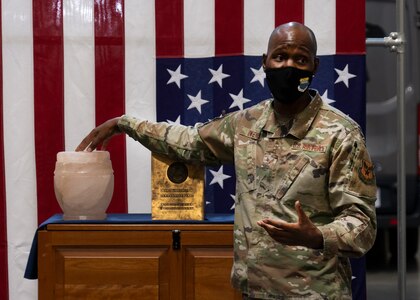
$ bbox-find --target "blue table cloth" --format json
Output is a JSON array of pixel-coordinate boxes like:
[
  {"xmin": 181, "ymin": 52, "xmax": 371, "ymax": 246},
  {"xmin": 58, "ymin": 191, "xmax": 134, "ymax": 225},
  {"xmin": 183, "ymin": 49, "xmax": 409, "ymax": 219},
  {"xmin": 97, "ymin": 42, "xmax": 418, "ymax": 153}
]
[{"xmin": 24, "ymin": 213, "xmax": 234, "ymax": 279}]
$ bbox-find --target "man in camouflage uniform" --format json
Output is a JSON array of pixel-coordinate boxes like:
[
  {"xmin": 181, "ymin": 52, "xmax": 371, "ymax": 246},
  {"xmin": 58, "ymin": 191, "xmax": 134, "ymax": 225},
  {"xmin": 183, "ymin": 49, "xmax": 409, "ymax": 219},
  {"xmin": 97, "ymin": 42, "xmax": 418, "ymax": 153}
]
[{"xmin": 77, "ymin": 22, "xmax": 377, "ymax": 299}]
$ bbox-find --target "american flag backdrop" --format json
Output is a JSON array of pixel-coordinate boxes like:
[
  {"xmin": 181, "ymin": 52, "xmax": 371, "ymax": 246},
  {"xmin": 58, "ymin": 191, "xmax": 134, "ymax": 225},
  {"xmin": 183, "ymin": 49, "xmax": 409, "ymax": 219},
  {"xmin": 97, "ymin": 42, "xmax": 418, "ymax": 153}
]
[{"xmin": 0, "ymin": 0, "xmax": 367, "ymax": 299}]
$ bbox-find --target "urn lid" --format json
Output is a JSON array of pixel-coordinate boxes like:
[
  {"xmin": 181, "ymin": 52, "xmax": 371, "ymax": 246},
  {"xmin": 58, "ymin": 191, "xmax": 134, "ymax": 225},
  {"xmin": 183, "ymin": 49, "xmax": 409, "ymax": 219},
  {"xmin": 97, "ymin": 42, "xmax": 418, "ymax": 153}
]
[{"xmin": 56, "ymin": 151, "xmax": 110, "ymax": 163}]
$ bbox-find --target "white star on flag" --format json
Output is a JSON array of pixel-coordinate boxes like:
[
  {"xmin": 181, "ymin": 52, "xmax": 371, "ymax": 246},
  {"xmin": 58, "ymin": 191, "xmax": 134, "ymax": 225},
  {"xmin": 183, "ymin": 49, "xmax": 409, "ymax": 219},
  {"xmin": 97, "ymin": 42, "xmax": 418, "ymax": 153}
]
[
  {"xmin": 208, "ymin": 64, "xmax": 230, "ymax": 87},
  {"xmin": 167, "ymin": 65, "xmax": 188, "ymax": 88},
  {"xmin": 230, "ymin": 194, "xmax": 235, "ymax": 210},
  {"xmin": 229, "ymin": 89, "xmax": 251, "ymax": 111},
  {"xmin": 187, "ymin": 91, "xmax": 209, "ymax": 114},
  {"xmin": 167, "ymin": 115, "xmax": 181, "ymax": 125},
  {"xmin": 320, "ymin": 90, "xmax": 336, "ymax": 104},
  {"xmin": 209, "ymin": 166, "xmax": 231, "ymax": 188},
  {"xmin": 334, "ymin": 64, "xmax": 356, "ymax": 88},
  {"xmin": 250, "ymin": 66, "xmax": 266, "ymax": 87}
]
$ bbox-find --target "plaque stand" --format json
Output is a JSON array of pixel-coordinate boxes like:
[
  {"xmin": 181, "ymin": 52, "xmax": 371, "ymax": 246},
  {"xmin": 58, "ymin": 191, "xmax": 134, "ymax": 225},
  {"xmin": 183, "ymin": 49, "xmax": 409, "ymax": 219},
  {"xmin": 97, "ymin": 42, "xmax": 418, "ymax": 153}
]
[{"xmin": 151, "ymin": 153, "xmax": 204, "ymax": 220}]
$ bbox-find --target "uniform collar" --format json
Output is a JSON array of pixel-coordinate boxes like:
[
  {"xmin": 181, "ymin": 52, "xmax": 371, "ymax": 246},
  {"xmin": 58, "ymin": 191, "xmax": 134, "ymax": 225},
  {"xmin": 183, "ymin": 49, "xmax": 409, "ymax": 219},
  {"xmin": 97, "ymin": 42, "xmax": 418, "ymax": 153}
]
[{"xmin": 261, "ymin": 90, "xmax": 322, "ymax": 139}]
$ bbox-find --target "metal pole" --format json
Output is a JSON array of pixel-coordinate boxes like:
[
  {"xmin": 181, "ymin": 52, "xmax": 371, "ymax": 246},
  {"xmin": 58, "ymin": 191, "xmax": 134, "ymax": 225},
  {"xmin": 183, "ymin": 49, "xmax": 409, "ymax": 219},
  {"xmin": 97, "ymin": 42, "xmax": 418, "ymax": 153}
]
[
  {"xmin": 396, "ymin": 0, "xmax": 406, "ymax": 299},
  {"xmin": 365, "ymin": 34, "xmax": 403, "ymax": 48},
  {"xmin": 366, "ymin": 0, "xmax": 406, "ymax": 299}
]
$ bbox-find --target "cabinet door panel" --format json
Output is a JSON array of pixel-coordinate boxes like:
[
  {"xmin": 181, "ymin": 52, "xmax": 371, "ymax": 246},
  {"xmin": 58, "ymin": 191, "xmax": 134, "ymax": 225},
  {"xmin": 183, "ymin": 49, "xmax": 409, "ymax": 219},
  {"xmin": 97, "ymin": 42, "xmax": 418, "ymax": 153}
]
[
  {"xmin": 185, "ymin": 248, "xmax": 241, "ymax": 300},
  {"xmin": 54, "ymin": 247, "xmax": 170, "ymax": 300}
]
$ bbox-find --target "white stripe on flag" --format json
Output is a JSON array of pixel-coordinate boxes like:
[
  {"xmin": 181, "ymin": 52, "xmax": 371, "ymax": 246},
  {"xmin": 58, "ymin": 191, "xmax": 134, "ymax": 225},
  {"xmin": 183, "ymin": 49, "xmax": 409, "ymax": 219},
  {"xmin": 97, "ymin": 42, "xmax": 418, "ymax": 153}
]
[
  {"xmin": 2, "ymin": 0, "xmax": 38, "ymax": 298},
  {"xmin": 304, "ymin": 0, "xmax": 336, "ymax": 55},
  {"xmin": 184, "ymin": 0, "xmax": 215, "ymax": 58},
  {"xmin": 63, "ymin": 0, "xmax": 96, "ymax": 151},
  {"xmin": 125, "ymin": 0, "xmax": 156, "ymax": 213},
  {"xmin": 244, "ymin": 0, "xmax": 275, "ymax": 56}
]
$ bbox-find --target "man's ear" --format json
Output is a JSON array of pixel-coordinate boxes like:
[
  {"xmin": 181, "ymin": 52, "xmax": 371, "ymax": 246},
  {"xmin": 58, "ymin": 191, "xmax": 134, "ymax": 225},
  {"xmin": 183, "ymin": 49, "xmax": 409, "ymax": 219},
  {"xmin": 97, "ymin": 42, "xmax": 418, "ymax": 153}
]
[
  {"xmin": 313, "ymin": 57, "xmax": 320, "ymax": 74},
  {"xmin": 262, "ymin": 54, "xmax": 267, "ymax": 70}
]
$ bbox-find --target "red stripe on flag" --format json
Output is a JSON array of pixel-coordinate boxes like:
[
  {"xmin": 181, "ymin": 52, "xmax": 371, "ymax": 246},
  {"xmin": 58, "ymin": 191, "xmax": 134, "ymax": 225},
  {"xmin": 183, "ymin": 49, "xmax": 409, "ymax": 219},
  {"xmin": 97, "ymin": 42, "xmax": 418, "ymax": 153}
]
[
  {"xmin": 94, "ymin": 0, "xmax": 128, "ymax": 213},
  {"xmin": 155, "ymin": 0, "xmax": 184, "ymax": 58},
  {"xmin": 336, "ymin": 1, "xmax": 365, "ymax": 54},
  {"xmin": 33, "ymin": 0, "xmax": 65, "ymax": 224},
  {"xmin": 0, "ymin": 0, "xmax": 9, "ymax": 298},
  {"xmin": 215, "ymin": 0, "xmax": 244, "ymax": 56},
  {"xmin": 275, "ymin": 0, "xmax": 304, "ymax": 26}
]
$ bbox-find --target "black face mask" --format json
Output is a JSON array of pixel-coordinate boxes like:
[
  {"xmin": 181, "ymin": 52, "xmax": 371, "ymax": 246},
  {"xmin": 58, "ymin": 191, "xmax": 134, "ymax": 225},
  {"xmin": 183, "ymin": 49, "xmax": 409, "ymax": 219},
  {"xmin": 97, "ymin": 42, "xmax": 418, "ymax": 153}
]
[{"xmin": 264, "ymin": 67, "xmax": 314, "ymax": 104}]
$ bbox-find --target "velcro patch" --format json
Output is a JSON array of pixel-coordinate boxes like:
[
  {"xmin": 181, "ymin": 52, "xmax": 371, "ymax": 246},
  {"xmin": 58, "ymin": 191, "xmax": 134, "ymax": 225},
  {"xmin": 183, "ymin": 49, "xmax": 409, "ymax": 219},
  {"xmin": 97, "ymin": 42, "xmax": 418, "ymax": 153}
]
[
  {"xmin": 246, "ymin": 129, "xmax": 259, "ymax": 140},
  {"xmin": 358, "ymin": 159, "xmax": 375, "ymax": 184},
  {"xmin": 292, "ymin": 142, "xmax": 326, "ymax": 153}
]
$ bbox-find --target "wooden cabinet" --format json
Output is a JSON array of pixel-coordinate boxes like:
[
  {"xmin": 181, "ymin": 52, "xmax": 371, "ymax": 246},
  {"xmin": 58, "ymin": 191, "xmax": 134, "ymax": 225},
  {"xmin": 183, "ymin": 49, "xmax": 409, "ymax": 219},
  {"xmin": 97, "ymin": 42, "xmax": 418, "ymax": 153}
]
[{"xmin": 38, "ymin": 223, "xmax": 242, "ymax": 300}]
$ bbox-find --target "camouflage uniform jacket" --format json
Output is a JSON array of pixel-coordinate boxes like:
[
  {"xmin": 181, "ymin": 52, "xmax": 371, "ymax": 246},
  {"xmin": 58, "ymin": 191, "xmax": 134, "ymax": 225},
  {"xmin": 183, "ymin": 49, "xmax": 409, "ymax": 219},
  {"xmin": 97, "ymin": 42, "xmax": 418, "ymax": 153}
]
[{"xmin": 118, "ymin": 91, "xmax": 377, "ymax": 300}]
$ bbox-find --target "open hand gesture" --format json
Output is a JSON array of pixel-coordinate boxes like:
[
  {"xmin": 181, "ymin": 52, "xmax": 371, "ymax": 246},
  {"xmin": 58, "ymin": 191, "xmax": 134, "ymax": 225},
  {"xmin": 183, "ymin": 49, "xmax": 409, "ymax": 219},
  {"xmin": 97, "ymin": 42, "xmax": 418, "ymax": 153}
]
[{"xmin": 257, "ymin": 201, "xmax": 323, "ymax": 249}]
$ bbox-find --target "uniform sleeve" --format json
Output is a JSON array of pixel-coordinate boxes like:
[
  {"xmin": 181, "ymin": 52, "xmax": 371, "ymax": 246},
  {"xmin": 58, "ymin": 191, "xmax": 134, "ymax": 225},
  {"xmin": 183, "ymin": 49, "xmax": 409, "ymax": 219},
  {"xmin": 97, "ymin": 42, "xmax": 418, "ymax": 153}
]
[
  {"xmin": 197, "ymin": 112, "xmax": 238, "ymax": 164},
  {"xmin": 318, "ymin": 128, "xmax": 377, "ymax": 258},
  {"xmin": 117, "ymin": 115, "xmax": 221, "ymax": 166}
]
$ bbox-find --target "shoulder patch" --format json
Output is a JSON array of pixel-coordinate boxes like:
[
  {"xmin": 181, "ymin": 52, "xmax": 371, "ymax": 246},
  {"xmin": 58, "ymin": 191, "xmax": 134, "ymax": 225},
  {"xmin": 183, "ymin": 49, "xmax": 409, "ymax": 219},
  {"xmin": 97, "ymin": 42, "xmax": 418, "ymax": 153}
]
[
  {"xmin": 358, "ymin": 159, "xmax": 375, "ymax": 184},
  {"xmin": 346, "ymin": 144, "xmax": 377, "ymax": 199}
]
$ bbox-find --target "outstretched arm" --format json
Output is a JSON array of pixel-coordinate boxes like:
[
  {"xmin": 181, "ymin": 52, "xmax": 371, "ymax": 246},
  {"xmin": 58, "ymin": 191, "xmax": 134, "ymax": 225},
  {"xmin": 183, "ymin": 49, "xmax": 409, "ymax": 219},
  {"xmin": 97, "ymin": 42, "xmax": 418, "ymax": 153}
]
[{"xmin": 76, "ymin": 115, "xmax": 223, "ymax": 166}]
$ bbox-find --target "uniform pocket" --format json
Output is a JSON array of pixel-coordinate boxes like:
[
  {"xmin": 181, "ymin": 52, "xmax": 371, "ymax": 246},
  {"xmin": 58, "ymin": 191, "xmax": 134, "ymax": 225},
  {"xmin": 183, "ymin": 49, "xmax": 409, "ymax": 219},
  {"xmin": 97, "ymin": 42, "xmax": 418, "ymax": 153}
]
[{"xmin": 274, "ymin": 155, "xmax": 310, "ymax": 200}]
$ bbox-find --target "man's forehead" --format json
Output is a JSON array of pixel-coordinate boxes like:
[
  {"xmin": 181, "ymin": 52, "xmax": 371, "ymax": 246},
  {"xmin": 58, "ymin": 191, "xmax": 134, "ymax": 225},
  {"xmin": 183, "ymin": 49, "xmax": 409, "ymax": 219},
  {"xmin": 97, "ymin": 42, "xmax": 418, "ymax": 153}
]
[
  {"xmin": 272, "ymin": 40, "xmax": 312, "ymax": 53},
  {"xmin": 268, "ymin": 26, "xmax": 316, "ymax": 54}
]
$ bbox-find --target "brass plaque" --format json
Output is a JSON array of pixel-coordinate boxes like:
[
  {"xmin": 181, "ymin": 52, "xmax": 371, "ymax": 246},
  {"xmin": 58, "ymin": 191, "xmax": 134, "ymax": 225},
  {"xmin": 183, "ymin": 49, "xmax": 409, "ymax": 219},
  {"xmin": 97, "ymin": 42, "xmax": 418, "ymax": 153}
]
[{"xmin": 151, "ymin": 153, "xmax": 204, "ymax": 220}]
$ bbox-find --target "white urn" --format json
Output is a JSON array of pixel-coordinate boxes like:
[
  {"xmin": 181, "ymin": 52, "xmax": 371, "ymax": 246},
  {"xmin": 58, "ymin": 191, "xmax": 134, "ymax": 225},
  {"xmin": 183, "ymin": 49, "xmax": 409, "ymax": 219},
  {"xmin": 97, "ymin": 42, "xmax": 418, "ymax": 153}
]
[{"xmin": 54, "ymin": 151, "xmax": 114, "ymax": 220}]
